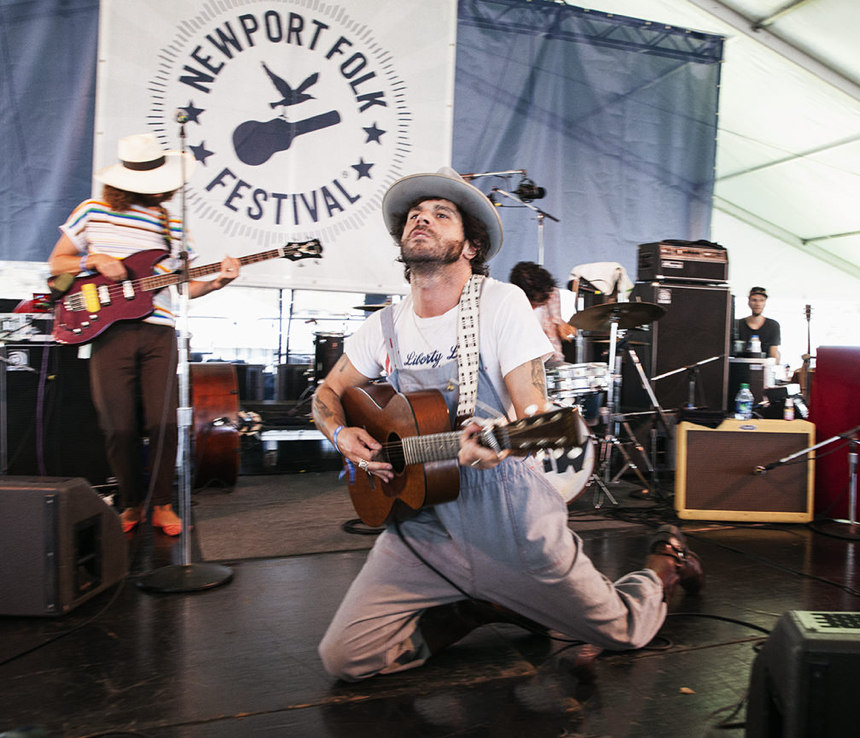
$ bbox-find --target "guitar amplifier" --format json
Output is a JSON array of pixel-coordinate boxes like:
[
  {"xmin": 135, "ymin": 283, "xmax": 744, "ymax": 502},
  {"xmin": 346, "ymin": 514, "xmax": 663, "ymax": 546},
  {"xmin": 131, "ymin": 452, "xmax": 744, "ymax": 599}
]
[
  {"xmin": 637, "ymin": 240, "xmax": 728, "ymax": 283},
  {"xmin": 675, "ymin": 418, "xmax": 815, "ymax": 522}
]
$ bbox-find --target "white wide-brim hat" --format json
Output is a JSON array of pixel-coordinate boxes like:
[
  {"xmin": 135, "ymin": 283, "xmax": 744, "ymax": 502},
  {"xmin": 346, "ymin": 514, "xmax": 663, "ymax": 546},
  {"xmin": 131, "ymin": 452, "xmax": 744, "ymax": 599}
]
[
  {"xmin": 95, "ymin": 134, "xmax": 195, "ymax": 195},
  {"xmin": 382, "ymin": 167, "xmax": 503, "ymax": 260}
]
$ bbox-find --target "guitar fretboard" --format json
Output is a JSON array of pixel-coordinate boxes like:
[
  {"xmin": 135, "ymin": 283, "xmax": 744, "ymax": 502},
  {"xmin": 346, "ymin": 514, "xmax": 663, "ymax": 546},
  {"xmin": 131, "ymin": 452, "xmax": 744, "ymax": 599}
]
[
  {"xmin": 402, "ymin": 433, "xmax": 461, "ymax": 465},
  {"xmin": 139, "ymin": 248, "xmax": 286, "ymax": 293}
]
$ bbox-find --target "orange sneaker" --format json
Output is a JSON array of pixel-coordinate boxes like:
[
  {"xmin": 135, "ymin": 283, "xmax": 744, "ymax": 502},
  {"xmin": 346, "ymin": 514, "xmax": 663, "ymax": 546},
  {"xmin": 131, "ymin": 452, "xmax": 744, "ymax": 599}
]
[
  {"xmin": 120, "ymin": 507, "xmax": 144, "ymax": 533},
  {"xmin": 151, "ymin": 505, "xmax": 189, "ymax": 537}
]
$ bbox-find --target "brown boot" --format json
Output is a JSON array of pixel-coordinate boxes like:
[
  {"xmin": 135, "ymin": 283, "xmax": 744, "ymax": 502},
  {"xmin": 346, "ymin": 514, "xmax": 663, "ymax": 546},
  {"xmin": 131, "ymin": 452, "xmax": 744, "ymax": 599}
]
[{"xmin": 648, "ymin": 524, "xmax": 705, "ymax": 599}]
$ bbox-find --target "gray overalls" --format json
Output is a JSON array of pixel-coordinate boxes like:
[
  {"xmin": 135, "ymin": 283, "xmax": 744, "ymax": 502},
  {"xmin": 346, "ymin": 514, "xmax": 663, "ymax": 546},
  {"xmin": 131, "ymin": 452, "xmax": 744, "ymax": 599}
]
[{"xmin": 318, "ymin": 305, "xmax": 665, "ymax": 682}]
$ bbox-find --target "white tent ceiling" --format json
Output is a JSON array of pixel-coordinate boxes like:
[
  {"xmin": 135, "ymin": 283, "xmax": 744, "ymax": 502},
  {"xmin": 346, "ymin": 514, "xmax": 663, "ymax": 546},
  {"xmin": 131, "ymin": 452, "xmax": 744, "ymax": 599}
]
[{"xmin": 573, "ymin": 0, "xmax": 860, "ymax": 365}]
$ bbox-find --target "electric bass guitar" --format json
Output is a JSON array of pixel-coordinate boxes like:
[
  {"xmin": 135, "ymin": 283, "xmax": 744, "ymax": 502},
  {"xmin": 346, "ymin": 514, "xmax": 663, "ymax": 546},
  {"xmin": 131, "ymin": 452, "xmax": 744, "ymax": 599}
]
[
  {"xmin": 51, "ymin": 240, "xmax": 322, "ymax": 345},
  {"xmin": 342, "ymin": 383, "xmax": 584, "ymax": 527}
]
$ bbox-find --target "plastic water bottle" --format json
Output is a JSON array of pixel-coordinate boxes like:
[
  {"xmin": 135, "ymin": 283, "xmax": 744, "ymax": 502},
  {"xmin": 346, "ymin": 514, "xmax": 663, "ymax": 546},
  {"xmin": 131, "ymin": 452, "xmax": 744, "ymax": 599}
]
[
  {"xmin": 734, "ymin": 383, "xmax": 754, "ymax": 420},
  {"xmin": 749, "ymin": 334, "xmax": 761, "ymax": 355}
]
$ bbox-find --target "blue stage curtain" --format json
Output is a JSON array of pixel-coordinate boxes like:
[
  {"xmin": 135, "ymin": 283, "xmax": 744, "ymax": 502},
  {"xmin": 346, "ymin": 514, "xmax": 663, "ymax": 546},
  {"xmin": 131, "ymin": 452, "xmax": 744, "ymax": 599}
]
[
  {"xmin": 0, "ymin": 0, "xmax": 99, "ymax": 262},
  {"xmin": 453, "ymin": 0, "xmax": 723, "ymax": 289}
]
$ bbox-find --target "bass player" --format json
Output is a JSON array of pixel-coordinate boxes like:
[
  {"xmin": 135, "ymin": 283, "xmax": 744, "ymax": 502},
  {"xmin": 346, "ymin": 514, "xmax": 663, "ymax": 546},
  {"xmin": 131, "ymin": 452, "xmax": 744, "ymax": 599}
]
[
  {"xmin": 311, "ymin": 167, "xmax": 703, "ymax": 681},
  {"xmin": 48, "ymin": 133, "xmax": 240, "ymax": 536}
]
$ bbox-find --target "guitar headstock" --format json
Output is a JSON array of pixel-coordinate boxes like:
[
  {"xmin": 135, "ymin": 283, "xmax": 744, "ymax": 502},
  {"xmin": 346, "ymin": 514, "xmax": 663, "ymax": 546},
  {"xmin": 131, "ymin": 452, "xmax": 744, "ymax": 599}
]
[
  {"xmin": 497, "ymin": 407, "xmax": 584, "ymax": 453},
  {"xmin": 280, "ymin": 239, "xmax": 323, "ymax": 261}
]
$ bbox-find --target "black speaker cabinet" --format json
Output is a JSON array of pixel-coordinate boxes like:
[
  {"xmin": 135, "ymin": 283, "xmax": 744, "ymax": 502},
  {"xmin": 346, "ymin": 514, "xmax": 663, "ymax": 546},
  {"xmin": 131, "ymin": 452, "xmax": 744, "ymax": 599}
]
[
  {"xmin": 0, "ymin": 477, "xmax": 127, "ymax": 616},
  {"xmin": 277, "ymin": 363, "xmax": 312, "ymax": 401},
  {"xmin": 746, "ymin": 610, "xmax": 860, "ymax": 737},
  {"xmin": 675, "ymin": 418, "xmax": 815, "ymax": 522},
  {"xmin": 3, "ymin": 342, "xmax": 111, "ymax": 485},
  {"xmin": 622, "ymin": 282, "xmax": 730, "ymax": 412},
  {"xmin": 234, "ymin": 363, "xmax": 265, "ymax": 402}
]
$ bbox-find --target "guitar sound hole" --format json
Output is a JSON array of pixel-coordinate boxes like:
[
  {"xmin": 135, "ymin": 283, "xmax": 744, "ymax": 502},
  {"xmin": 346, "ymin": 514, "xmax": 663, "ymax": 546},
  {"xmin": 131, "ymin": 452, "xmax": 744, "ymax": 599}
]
[{"xmin": 387, "ymin": 433, "xmax": 406, "ymax": 474}]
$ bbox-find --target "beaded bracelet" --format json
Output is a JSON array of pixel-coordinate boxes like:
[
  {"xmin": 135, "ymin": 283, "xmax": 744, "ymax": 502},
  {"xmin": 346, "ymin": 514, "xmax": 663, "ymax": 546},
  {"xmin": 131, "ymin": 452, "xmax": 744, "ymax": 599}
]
[{"xmin": 79, "ymin": 254, "xmax": 89, "ymax": 273}]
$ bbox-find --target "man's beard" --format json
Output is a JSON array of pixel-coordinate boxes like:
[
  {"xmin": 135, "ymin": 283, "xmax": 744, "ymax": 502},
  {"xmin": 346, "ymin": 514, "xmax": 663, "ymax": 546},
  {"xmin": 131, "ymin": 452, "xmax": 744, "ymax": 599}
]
[{"xmin": 399, "ymin": 233, "xmax": 466, "ymax": 272}]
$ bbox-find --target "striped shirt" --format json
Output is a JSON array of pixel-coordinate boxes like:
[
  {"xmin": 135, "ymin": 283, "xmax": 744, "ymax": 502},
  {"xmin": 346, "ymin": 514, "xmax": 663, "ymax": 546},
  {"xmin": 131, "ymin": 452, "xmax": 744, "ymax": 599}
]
[{"xmin": 60, "ymin": 200, "xmax": 193, "ymax": 327}]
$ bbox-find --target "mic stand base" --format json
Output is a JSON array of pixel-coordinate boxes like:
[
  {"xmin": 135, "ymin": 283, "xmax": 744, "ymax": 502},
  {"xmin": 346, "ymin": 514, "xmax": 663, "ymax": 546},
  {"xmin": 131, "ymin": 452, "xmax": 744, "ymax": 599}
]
[
  {"xmin": 136, "ymin": 562, "xmax": 234, "ymax": 593},
  {"xmin": 807, "ymin": 520, "xmax": 860, "ymax": 542}
]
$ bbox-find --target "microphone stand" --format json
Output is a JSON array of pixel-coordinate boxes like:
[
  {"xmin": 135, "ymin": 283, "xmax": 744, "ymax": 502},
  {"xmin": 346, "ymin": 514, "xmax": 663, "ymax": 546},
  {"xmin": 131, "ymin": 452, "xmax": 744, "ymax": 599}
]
[
  {"xmin": 491, "ymin": 188, "xmax": 559, "ymax": 266},
  {"xmin": 651, "ymin": 355, "xmax": 722, "ymax": 410},
  {"xmin": 461, "ymin": 169, "xmax": 526, "ymax": 180},
  {"xmin": 137, "ymin": 116, "xmax": 233, "ymax": 593},
  {"xmin": 755, "ymin": 423, "xmax": 860, "ymax": 541}
]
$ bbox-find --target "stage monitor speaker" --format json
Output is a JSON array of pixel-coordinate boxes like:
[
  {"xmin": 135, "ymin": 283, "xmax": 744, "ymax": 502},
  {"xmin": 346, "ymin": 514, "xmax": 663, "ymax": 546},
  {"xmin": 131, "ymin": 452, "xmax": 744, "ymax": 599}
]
[
  {"xmin": 746, "ymin": 610, "xmax": 860, "ymax": 737},
  {"xmin": 622, "ymin": 282, "xmax": 730, "ymax": 412},
  {"xmin": 0, "ymin": 477, "xmax": 127, "ymax": 616},
  {"xmin": 675, "ymin": 418, "xmax": 815, "ymax": 522}
]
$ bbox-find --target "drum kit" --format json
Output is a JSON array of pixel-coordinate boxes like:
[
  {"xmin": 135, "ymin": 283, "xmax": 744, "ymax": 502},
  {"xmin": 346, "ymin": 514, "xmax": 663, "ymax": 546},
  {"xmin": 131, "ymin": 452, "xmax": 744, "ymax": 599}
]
[{"xmin": 540, "ymin": 300, "xmax": 673, "ymax": 507}]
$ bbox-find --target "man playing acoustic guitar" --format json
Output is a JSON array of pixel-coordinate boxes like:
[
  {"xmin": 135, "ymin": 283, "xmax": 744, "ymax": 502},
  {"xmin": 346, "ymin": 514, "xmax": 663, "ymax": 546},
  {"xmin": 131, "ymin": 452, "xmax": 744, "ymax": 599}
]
[
  {"xmin": 48, "ymin": 133, "xmax": 241, "ymax": 536},
  {"xmin": 312, "ymin": 167, "xmax": 703, "ymax": 682}
]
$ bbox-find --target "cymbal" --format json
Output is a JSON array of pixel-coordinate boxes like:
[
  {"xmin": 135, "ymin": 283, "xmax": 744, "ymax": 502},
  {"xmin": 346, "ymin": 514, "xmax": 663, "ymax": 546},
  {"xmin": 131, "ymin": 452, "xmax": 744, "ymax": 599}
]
[
  {"xmin": 569, "ymin": 302, "xmax": 666, "ymax": 332},
  {"xmin": 591, "ymin": 339, "xmax": 648, "ymax": 346},
  {"xmin": 353, "ymin": 303, "xmax": 390, "ymax": 312}
]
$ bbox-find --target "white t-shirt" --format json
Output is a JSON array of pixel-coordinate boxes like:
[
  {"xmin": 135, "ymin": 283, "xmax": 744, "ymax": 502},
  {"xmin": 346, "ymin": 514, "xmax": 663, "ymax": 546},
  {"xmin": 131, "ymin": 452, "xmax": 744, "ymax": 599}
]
[{"xmin": 346, "ymin": 277, "xmax": 554, "ymax": 417}]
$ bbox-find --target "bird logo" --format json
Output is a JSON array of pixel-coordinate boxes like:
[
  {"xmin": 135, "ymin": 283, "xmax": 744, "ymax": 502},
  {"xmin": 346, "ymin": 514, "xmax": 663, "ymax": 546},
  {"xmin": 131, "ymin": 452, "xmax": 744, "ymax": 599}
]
[
  {"xmin": 231, "ymin": 64, "xmax": 341, "ymax": 166},
  {"xmin": 262, "ymin": 64, "xmax": 319, "ymax": 111}
]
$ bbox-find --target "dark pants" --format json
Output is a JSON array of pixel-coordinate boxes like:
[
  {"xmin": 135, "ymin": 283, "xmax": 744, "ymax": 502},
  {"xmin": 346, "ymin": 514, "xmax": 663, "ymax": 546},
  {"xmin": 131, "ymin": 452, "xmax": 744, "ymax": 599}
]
[{"xmin": 89, "ymin": 322, "xmax": 178, "ymax": 509}]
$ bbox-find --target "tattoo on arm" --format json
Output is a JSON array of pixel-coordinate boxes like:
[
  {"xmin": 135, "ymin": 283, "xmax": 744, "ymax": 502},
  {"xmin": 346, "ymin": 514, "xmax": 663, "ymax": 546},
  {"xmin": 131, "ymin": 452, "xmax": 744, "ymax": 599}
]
[
  {"xmin": 529, "ymin": 358, "xmax": 548, "ymax": 399},
  {"xmin": 312, "ymin": 393, "xmax": 332, "ymax": 423}
]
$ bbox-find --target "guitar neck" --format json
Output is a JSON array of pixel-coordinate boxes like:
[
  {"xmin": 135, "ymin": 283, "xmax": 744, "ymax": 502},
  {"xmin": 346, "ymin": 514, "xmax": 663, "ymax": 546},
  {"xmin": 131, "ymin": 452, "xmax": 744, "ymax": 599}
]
[
  {"xmin": 401, "ymin": 425, "xmax": 520, "ymax": 465},
  {"xmin": 139, "ymin": 249, "xmax": 285, "ymax": 293},
  {"xmin": 402, "ymin": 432, "xmax": 461, "ymax": 465}
]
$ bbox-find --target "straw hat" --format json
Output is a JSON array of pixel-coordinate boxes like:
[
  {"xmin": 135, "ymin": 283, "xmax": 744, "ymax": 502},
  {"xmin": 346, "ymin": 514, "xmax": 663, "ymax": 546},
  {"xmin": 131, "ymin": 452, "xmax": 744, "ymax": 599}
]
[{"xmin": 95, "ymin": 134, "xmax": 194, "ymax": 194}]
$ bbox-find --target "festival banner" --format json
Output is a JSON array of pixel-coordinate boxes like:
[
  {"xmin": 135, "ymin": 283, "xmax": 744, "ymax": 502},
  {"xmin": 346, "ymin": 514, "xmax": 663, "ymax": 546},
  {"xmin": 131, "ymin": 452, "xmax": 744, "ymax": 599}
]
[{"xmin": 95, "ymin": 0, "xmax": 457, "ymax": 293}]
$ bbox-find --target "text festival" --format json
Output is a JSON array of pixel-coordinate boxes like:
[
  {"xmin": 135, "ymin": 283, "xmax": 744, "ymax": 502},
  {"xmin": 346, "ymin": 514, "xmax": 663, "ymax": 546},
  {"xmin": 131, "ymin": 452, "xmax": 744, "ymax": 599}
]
[{"xmin": 178, "ymin": 9, "xmax": 388, "ymax": 227}]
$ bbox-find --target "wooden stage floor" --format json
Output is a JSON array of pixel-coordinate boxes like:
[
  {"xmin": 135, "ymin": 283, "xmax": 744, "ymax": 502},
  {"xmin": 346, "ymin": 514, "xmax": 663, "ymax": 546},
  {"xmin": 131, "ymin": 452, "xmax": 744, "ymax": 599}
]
[{"xmin": 1, "ymin": 474, "xmax": 859, "ymax": 738}]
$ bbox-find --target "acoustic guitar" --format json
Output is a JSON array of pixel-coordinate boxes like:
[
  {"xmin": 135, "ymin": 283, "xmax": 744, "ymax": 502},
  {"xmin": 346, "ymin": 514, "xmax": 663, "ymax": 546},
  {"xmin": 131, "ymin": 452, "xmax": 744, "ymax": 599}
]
[
  {"xmin": 342, "ymin": 383, "xmax": 584, "ymax": 527},
  {"xmin": 51, "ymin": 240, "xmax": 322, "ymax": 345}
]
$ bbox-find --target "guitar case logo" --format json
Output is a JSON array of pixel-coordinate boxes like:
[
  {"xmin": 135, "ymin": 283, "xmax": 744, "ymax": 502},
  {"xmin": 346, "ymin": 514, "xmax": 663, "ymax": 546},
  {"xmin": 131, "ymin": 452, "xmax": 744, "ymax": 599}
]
[{"xmin": 147, "ymin": 1, "xmax": 409, "ymax": 244}]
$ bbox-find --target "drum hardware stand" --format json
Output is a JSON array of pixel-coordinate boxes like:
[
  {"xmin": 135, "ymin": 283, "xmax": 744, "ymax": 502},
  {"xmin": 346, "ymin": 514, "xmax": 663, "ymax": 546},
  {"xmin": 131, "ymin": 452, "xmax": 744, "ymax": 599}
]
[
  {"xmin": 566, "ymin": 301, "xmax": 668, "ymax": 504},
  {"xmin": 615, "ymin": 345, "xmax": 675, "ymax": 494},
  {"xmin": 608, "ymin": 413, "xmax": 655, "ymax": 488},
  {"xmin": 137, "ymin": 112, "xmax": 233, "ymax": 594}
]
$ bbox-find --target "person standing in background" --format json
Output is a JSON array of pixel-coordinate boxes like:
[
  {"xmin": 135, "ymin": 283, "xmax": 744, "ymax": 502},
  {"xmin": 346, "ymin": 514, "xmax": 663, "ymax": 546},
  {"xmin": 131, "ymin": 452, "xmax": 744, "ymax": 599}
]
[{"xmin": 48, "ymin": 133, "xmax": 241, "ymax": 536}]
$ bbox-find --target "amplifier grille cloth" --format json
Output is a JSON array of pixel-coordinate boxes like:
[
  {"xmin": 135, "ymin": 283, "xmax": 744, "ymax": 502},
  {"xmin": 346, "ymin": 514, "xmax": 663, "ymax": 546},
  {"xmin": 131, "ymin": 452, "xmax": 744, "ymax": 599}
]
[{"xmin": 684, "ymin": 429, "xmax": 808, "ymax": 512}]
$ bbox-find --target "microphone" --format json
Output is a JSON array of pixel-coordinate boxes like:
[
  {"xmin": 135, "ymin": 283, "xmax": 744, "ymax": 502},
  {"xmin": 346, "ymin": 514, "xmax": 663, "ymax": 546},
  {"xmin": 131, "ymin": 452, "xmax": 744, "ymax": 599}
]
[
  {"xmin": 753, "ymin": 462, "xmax": 778, "ymax": 475},
  {"xmin": 175, "ymin": 108, "xmax": 190, "ymax": 124},
  {"xmin": 513, "ymin": 178, "xmax": 546, "ymax": 202}
]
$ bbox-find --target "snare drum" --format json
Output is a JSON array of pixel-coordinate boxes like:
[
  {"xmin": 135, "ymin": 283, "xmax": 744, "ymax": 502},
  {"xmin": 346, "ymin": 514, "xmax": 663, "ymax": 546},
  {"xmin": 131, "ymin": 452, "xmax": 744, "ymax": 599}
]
[
  {"xmin": 546, "ymin": 362, "xmax": 610, "ymax": 399},
  {"xmin": 534, "ymin": 411, "xmax": 596, "ymax": 504}
]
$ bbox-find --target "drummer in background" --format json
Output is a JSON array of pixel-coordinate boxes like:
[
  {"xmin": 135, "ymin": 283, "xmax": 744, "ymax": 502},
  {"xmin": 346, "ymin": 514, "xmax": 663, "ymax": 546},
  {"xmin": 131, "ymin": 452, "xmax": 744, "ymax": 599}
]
[
  {"xmin": 737, "ymin": 286, "xmax": 781, "ymax": 362},
  {"xmin": 509, "ymin": 261, "xmax": 576, "ymax": 365}
]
